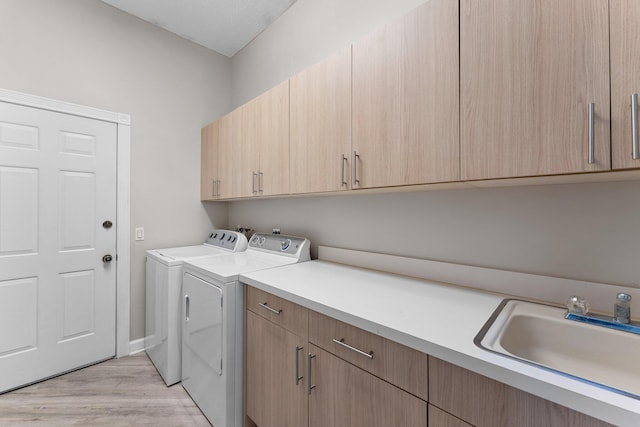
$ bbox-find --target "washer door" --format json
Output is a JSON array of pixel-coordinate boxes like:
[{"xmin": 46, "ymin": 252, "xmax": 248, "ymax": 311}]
[{"xmin": 182, "ymin": 273, "xmax": 223, "ymax": 378}]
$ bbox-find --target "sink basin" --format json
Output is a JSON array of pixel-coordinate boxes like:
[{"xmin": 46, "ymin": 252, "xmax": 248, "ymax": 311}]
[{"xmin": 475, "ymin": 299, "xmax": 640, "ymax": 399}]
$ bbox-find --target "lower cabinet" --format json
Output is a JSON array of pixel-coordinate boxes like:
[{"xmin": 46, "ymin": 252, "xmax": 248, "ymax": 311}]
[
  {"xmin": 245, "ymin": 286, "xmax": 427, "ymax": 427},
  {"xmin": 308, "ymin": 344, "xmax": 427, "ymax": 427},
  {"xmin": 429, "ymin": 405, "xmax": 473, "ymax": 427},
  {"xmin": 428, "ymin": 357, "xmax": 613, "ymax": 427},
  {"xmin": 245, "ymin": 286, "xmax": 612, "ymax": 427},
  {"xmin": 245, "ymin": 310, "xmax": 307, "ymax": 427}
]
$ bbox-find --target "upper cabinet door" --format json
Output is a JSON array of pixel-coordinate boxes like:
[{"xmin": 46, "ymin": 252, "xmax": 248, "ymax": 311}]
[
  {"xmin": 290, "ymin": 49, "xmax": 351, "ymax": 194},
  {"xmin": 352, "ymin": 0, "xmax": 459, "ymax": 189},
  {"xmin": 611, "ymin": 0, "xmax": 640, "ymax": 170},
  {"xmin": 256, "ymin": 80, "xmax": 290, "ymax": 196},
  {"xmin": 461, "ymin": 0, "xmax": 610, "ymax": 180},
  {"xmin": 217, "ymin": 111, "xmax": 247, "ymax": 200},
  {"xmin": 234, "ymin": 100, "xmax": 259, "ymax": 198},
  {"xmin": 200, "ymin": 122, "xmax": 218, "ymax": 201},
  {"xmin": 216, "ymin": 113, "xmax": 232, "ymax": 199}
]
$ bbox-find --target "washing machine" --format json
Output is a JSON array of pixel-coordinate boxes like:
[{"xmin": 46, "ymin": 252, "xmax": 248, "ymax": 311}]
[
  {"xmin": 181, "ymin": 232, "xmax": 310, "ymax": 427},
  {"xmin": 145, "ymin": 229, "xmax": 248, "ymax": 386}
]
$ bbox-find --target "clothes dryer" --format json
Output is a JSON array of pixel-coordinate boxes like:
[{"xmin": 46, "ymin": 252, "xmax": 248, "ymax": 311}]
[{"xmin": 181, "ymin": 233, "xmax": 310, "ymax": 427}]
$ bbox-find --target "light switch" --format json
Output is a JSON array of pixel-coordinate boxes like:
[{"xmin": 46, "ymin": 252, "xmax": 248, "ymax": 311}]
[{"xmin": 135, "ymin": 227, "xmax": 145, "ymax": 241}]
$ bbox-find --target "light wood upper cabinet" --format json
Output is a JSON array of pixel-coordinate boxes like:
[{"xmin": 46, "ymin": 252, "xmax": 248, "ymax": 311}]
[
  {"xmin": 213, "ymin": 82, "xmax": 290, "ymax": 200},
  {"xmin": 290, "ymin": 49, "xmax": 351, "ymax": 194},
  {"xmin": 233, "ymin": 100, "xmax": 259, "ymax": 198},
  {"xmin": 200, "ymin": 122, "xmax": 218, "ymax": 201},
  {"xmin": 611, "ymin": 0, "xmax": 640, "ymax": 170},
  {"xmin": 216, "ymin": 111, "xmax": 246, "ymax": 199},
  {"xmin": 352, "ymin": 0, "xmax": 459, "ymax": 189},
  {"xmin": 461, "ymin": 0, "xmax": 611, "ymax": 180},
  {"xmin": 255, "ymin": 80, "xmax": 290, "ymax": 197},
  {"xmin": 201, "ymin": 116, "xmax": 239, "ymax": 200},
  {"xmin": 203, "ymin": 0, "xmax": 629, "ymax": 201}
]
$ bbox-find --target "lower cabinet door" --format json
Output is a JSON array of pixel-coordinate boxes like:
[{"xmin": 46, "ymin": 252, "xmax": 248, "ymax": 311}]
[
  {"xmin": 429, "ymin": 357, "xmax": 613, "ymax": 427},
  {"xmin": 308, "ymin": 345, "xmax": 427, "ymax": 427},
  {"xmin": 429, "ymin": 405, "xmax": 473, "ymax": 427},
  {"xmin": 246, "ymin": 310, "xmax": 307, "ymax": 427}
]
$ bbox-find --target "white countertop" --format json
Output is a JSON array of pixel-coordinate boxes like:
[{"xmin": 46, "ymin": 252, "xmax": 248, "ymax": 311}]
[{"xmin": 240, "ymin": 259, "xmax": 640, "ymax": 426}]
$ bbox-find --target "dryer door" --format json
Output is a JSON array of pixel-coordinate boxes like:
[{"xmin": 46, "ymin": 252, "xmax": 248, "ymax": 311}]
[{"xmin": 182, "ymin": 273, "xmax": 223, "ymax": 382}]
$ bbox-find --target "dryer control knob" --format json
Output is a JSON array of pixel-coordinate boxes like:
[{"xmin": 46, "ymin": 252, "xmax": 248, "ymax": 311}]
[{"xmin": 280, "ymin": 239, "xmax": 291, "ymax": 251}]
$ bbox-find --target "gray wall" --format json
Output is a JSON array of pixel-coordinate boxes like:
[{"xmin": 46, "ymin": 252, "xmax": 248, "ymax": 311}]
[
  {"xmin": 228, "ymin": 0, "xmax": 640, "ymax": 289},
  {"xmin": 0, "ymin": 0, "xmax": 230, "ymax": 340}
]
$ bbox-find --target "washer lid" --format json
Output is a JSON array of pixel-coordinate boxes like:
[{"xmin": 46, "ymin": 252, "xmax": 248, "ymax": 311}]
[
  {"xmin": 146, "ymin": 245, "xmax": 228, "ymax": 266},
  {"xmin": 146, "ymin": 230, "xmax": 249, "ymax": 266}
]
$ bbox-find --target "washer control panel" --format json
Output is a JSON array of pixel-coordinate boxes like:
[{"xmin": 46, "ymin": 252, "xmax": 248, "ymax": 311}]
[
  {"xmin": 249, "ymin": 233, "xmax": 310, "ymax": 260},
  {"xmin": 204, "ymin": 230, "xmax": 248, "ymax": 252}
]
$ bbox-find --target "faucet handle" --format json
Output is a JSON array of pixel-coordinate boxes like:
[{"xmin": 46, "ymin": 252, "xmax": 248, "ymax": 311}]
[
  {"xmin": 617, "ymin": 293, "xmax": 632, "ymax": 303},
  {"xmin": 567, "ymin": 296, "xmax": 590, "ymax": 315}
]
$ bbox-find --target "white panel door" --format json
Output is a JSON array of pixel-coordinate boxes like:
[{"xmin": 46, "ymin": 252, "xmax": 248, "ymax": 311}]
[{"xmin": 0, "ymin": 101, "xmax": 117, "ymax": 392}]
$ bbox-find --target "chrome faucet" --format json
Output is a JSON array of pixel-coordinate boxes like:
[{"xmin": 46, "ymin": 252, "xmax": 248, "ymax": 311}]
[{"xmin": 566, "ymin": 293, "xmax": 639, "ymax": 335}]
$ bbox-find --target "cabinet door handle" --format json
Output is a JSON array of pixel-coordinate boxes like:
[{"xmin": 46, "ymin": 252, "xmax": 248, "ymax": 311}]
[
  {"xmin": 185, "ymin": 295, "xmax": 190, "ymax": 322},
  {"xmin": 295, "ymin": 345, "xmax": 303, "ymax": 385},
  {"xmin": 588, "ymin": 103, "xmax": 595, "ymax": 164},
  {"xmin": 212, "ymin": 179, "xmax": 216, "ymax": 198},
  {"xmin": 352, "ymin": 150, "xmax": 360, "ymax": 186},
  {"xmin": 332, "ymin": 338, "xmax": 374, "ymax": 359},
  {"xmin": 632, "ymin": 93, "xmax": 639, "ymax": 160},
  {"xmin": 258, "ymin": 302, "xmax": 282, "ymax": 315},
  {"xmin": 217, "ymin": 180, "xmax": 221, "ymax": 197},
  {"xmin": 307, "ymin": 353, "xmax": 316, "ymax": 395},
  {"xmin": 340, "ymin": 154, "xmax": 348, "ymax": 187},
  {"xmin": 252, "ymin": 172, "xmax": 258, "ymax": 194},
  {"xmin": 258, "ymin": 171, "xmax": 263, "ymax": 194}
]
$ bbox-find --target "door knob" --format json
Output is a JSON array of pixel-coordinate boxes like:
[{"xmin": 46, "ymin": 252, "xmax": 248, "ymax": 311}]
[
  {"xmin": 103, "ymin": 220, "xmax": 113, "ymax": 229},
  {"xmin": 102, "ymin": 254, "xmax": 113, "ymax": 263}
]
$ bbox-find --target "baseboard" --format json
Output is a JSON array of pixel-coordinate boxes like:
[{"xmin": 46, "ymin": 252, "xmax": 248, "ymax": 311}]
[{"xmin": 128, "ymin": 338, "xmax": 146, "ymax": 355}]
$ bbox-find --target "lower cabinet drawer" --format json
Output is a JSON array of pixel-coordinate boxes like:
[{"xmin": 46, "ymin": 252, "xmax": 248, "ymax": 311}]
[
  {"xmin": 246, "ymin": 286, "xmax": 308, "ymax": 337},
  {"xmin": 309, "ymin": 310, "xmax": 428, "ymax": 400}
]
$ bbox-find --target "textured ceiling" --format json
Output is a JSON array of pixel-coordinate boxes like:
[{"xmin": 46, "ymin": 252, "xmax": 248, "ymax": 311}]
[{"xmin": 100, "ymin": 0, "xmax": 298, "ymax": 57}]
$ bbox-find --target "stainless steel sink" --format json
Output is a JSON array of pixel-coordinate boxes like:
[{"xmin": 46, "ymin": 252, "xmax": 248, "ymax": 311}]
[{"xmin": 475, "ymin": 299, "xmax": 640, "ymax": 399}]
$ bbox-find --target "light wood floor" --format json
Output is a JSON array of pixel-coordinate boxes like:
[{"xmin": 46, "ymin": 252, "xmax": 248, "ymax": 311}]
[{"xmin": 0, "ymin": 353, "xmax": 211, "ymax": 426}]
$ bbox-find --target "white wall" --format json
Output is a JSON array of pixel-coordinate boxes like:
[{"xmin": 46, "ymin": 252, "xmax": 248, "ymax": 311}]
[
  {"xmin": 0, "ymin": 0, "xmax": 230, "ymax": 340},
  {"xmin": 231, "ymin": 0, "xmax": 426, "ymax": 107},
  {"xmin": 229, "ymin": 182, "xmax": 640, "ymax": 288},
  {"xmin": 228, "ymin": 0, "xmax": 640, "ymax": 290}
]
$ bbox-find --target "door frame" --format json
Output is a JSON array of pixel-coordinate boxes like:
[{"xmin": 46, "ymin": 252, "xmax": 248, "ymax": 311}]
[{"xmin": 0, "ymin": 87, "xmax": 131, "ymax": 358}]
